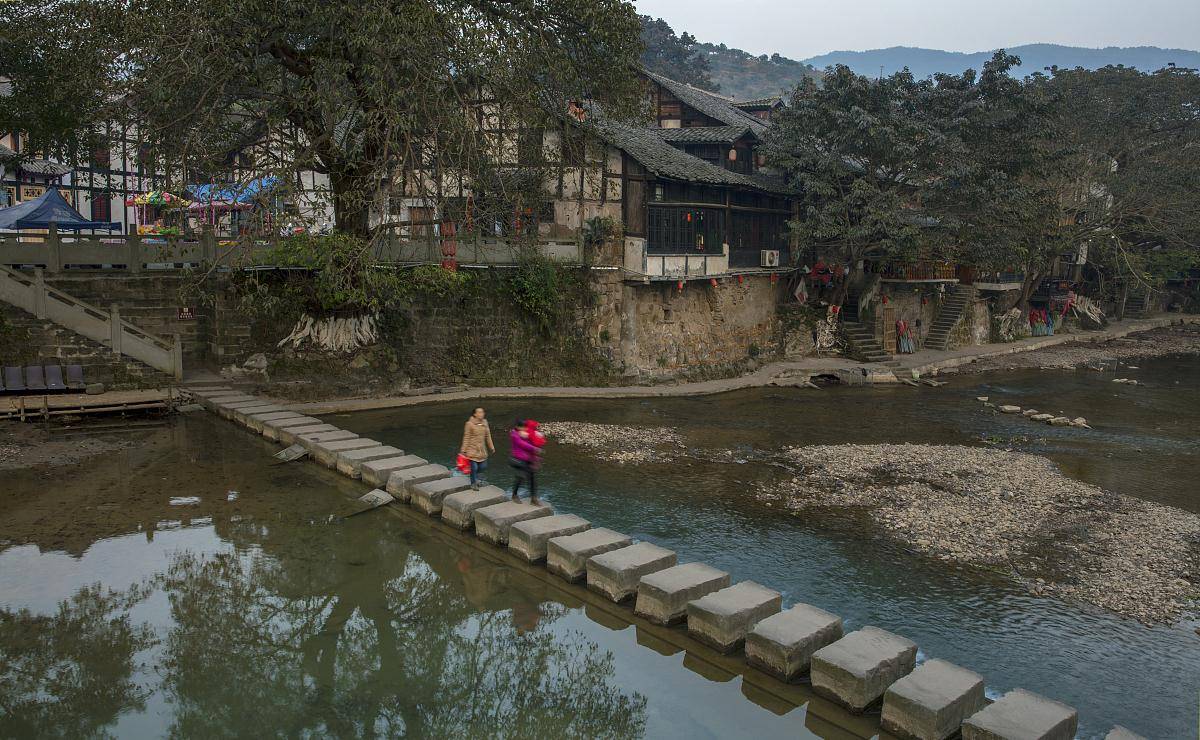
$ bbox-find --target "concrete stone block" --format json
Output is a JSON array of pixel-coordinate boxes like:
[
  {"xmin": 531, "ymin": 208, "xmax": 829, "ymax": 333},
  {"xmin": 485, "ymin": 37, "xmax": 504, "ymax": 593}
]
[
  {"xmin": 247, "ymin": 411, "xmax": 302, "ymax": 433},
  {"xmin": 962, "ymin": 688, "xmax": 1078, "ymax": 740},
  {"xmin": 278, "ymin": 424, "xmax": 338, "ymax": 445},
  {"xmin": 634, "ymin": 563, "xmax": 730, "ymax": 625},
  {"xmin": 385, "ymin": 464, "xmax": 450, "ymax": 502},
  {"xmin": 686, "ymin": 581, "xmax": 782, "ymax": 653},
  {"xmin": 262, "ymin": 416, "xmax": 323, "ymax": 441},
  {"xmin": 509, "ymin": 514, "xmax": 591, "ymax": 563},
  {"xmin": 811, "ymin": 626, "xmax": 918, "ymax": 712},
  {"xmin": 473, "ymin": 501, "xmax": 553, "ymax": 545},
  {"xmin": 586, "ymin": 542, "xmax": 677, "ymax": 603},
  {"xmin": 881, "ymin": 659, "xmax": 986, "ymax": 740},
  {"xmin": 335, "ymin": 446, "xmax": 405, "ymax": 478},
  {"xmin": 745, "ymin": 603, "xmax": 843, "ymax": 681},
  {"xmin": 312, "ymin": 438, "xmax": 382, "ymax": 468},
  {"xmin": 360, "ymin": 455, "xmax": 425, "ymax": 487},
  {"xmin": 546, "ymin": 528, "xmax": 633, "ymax": 582},
  {"xmin": 1104, "ymin": 726, "xmax": 1146, "ymax": 740},
  {"xmin": 411, "ymin": 476, "xmax": 473, "ymax": 514},
  {"xmin": 234, "ymin": 404, "xmax": 285, "ymax": 426},
  {"xmin": 297, "ymin": 430, "xmax": 358, "ymax": 451},
  {"xmin": 219, "ymin": 402, "xmax": 276, "ymax": 421},
  {"xmin": 440, "ymin": 486, "xmax": 507, "ymax": 530}
]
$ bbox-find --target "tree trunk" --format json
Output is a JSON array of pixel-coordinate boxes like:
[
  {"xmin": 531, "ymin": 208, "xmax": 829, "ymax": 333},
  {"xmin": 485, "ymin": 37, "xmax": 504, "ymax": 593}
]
[
  {"xmin": 1017, "ymin": 269, "xmax": 1042, "ymax": 313},
  {"xmin": 330, "ymin": 168, "xmax": 372, "ymax": 238}
]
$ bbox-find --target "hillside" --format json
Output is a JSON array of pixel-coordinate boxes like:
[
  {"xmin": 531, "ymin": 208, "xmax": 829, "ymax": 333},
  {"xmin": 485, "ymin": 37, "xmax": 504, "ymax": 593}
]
[
  {"xmin": 696, "ymin": 44, "xmax": 820, "ymax": 100},
  {"xmin": 801, "ymin": 44, "xmax": 1200, "ymax": 79}
]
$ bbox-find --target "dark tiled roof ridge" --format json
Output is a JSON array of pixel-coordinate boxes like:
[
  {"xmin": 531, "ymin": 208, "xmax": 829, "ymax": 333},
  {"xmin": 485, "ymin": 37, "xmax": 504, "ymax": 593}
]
[
  {"xmin": 641, "ymin": 69, "xmax": 768, "ymax": 135},
  {"xmin": 652, "ymin": 125, "xmax": 752, "ymax": 143}
]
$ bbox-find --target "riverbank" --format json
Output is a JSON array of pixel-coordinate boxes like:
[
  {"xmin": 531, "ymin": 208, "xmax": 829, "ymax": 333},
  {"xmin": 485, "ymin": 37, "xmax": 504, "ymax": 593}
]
[
  {"xmin": 0, "ymin": 421, "xmax": 136, "ymax": 471},
  {"xmin": 275, "ymin": 315, "xmax": 1197, "ymax": 414}
]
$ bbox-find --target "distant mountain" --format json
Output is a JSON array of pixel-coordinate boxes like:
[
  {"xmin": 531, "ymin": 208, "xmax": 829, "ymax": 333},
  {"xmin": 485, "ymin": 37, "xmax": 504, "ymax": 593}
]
[{"xmin": 801, "ymin": 44, "xmax": 1200, "ymax": 80}]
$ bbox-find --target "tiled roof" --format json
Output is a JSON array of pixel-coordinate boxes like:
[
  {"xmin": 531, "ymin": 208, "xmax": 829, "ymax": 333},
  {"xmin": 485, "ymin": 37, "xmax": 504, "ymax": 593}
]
[
  {"xmin": 587, "ymin": 114, "xmax": 788, "ymax": 194},
  {"xmin": 641, "ymin": 70, "xmax": 768, "ymax": 136},
  {"xmin": 653, "ymin": 125, "xmax": 751, "ymax": 144},
  {"xmin": 734, "ymin": 96, "xmax": 783, "ymax": 110},
  {"xmin": 17, "ymin": 158, "xmax": 71, "ymax": 176}
]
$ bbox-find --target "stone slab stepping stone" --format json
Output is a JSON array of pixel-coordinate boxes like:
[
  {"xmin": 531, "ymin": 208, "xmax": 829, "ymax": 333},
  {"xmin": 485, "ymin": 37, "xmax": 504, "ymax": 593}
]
[
  {"xmin": 745, "ymin": 603, "xmax": 843, "ymax": 682},
  {"xmin": 312, "ymin": 438, "xmax": 381, "ymax": 468},
  {"xmin": 212, "ymin": 399, "xmax": 268, "ymax": 418},
  {"xmin": 441, "ymin": 487, "xmax": 508, "ymax": 530},
  {"xmin": 361, "ymin": 455, "xmax": 425, "ymax": 487},
  {"xmin": 385, "ymin": 463, "xmax": 449, "ymax": 502},
  {"xmin": 587, "ymin": 542, "xmax": 677, "ymax": 603},
  {"xmin": 474, "ymin": 500, "xmax": 553, "ymax": 545},
  {"xmin": 881, "ymin": 658, "xmax": 986, "ymax": 740},
  {"xmin": 634, "ymin": 562, "xmax": 730, "ymax": 626},
  {"xmin": 207, "ymin": 394, "xmax": 257, "ymax": 405},
  {"xmin": 686, "ymin": 581, "xmax": 782, "ymax": 654},
  {"xmin": 335, "ymin": 446, "xmax": 405, "ymax": 478},
  {"xmin": 547, "ymin": 528, "xmax": 633, "ymax": 582},
  {"xmin": 247, "ymin": 410, "xmax": 302, "ymax": 433},
  {"xmin": 297, "ymin": 430, "xmax": 358, "ymax": 451},
  {"xmin": 962, "ymin": 688, "xmax": 1078, "ymax": 740},
  {"xmin": 234, "ymin": 404, "xmax": 286, "ymax": 425},
  {"xmin": 279, "ymin": 424, "xmax": 339, "ymax": 445},
  {"xmin": 1104, "ymin": 726, "xmax": 1146, "ymax": 740},
  {"xmin": 998, "ymin": 405, "xmax": 1021, "ymax": 414},
  {"xmin": 811, "ymin": 626, "xmax": 918, "ymax": 713},
  {"xmin": 509, "ymin": 514, "xmax": 591, "ymax": 563},
  {"xmin": 411, "ymin": 477, "xmax": 473, "ymax": 514},
  {"xmin": 187, "ymin": 387, "xmax": 234, "ymax": 396},
  {"xmin": 263, "ymin": 416, "xmax": 324, "ymax": 441}
]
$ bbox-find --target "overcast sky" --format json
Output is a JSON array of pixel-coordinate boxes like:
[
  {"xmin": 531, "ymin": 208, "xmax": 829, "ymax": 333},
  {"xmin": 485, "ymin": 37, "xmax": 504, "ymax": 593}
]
[{"xmin": 634, "ymin": 0, "xmax": 1200, "ymax": 59}]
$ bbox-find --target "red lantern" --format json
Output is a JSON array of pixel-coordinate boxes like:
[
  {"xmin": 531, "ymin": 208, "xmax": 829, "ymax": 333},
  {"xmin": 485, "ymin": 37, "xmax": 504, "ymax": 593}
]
[
  {"xmin": 677, "ymin": 280, "xmax": 684, "ymax": 292},
  {"xmin": 770, "ymin": 274, "xmax": 778, "ymax": 283},
  {"xmin": 921, "ymin": 296, "xmax": 928, "ymax": 305},
  {"xmin": 831, "ymin": 305, "xmax": 840, "ymax": 315},
  {"xmin": 882, "ymin": 295, "xmax": 889, "ymax": 304},
  {"xmin": 737, "ymin": 274, "xmax": 744, "ymax": 285},
  {"xmin": 710, "ymin": 278, "xmax": 718, "ymax": 288}
]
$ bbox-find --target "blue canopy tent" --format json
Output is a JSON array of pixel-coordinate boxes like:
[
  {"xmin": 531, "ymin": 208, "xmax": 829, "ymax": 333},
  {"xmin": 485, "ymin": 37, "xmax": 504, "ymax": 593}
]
[
  {"xmin": 187, "ymin": 175, "xmax": 280, "ymax": 207},
  {"xmin": 0, "ymin": 189, "xmax": 120, "ymax": 231}
]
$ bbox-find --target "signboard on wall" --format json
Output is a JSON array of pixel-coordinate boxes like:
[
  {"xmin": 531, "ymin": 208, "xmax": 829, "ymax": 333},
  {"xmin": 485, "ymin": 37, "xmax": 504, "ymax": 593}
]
[
  {"xmin": 20, "ymin": 185, "xmax": 45, "ymax": 201},
  {"xmin": 177, "ymin": 307, "xmax": 197, "ymax": 320}
]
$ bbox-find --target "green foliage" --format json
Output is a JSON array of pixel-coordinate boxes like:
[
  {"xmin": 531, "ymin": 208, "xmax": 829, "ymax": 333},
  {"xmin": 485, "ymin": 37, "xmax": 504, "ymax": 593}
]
[
  {"xmin": 506, "ymin": 256, "xmax": 575, "ymax": 332},
  {"xmin": 696, "ymin": 43, "xmax": 821, "ymax": 101},
  {"xmin": 261, "ymin": 233, "xmax": 407, "ymax": 312},
  {"xmin": 639, "ymin": 16, "xmax": 718, "ymax": 91}
]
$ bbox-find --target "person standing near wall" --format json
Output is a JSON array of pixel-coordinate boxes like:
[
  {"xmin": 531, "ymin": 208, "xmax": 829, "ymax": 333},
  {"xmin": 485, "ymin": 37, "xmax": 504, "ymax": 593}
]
[{"xmin": 460, "ymin": 407, "xmax": 495, "ymax": 490}]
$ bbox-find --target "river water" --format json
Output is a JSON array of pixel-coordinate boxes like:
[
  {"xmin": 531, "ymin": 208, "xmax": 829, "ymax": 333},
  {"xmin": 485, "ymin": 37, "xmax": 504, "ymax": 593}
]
[{"xmin": 1, "ymin": 355, "xmax": 1196, "ymax": 737}]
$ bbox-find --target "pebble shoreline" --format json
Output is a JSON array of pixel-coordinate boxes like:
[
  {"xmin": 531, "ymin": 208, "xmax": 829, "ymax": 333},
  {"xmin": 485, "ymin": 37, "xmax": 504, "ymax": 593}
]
[
  {"xmin": 960, "ymin": 325, "xmax": 1200, "ymax": 373},
  {"xmin": 546, "ymin": 422, "xmax": 1200, "ymax": 625}
]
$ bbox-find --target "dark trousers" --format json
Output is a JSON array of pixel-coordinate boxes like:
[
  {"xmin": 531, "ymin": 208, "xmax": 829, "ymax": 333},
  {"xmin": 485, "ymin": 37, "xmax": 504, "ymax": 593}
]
[{"xmin": 512, "ymin": 462, "xmax": 538, "ymax": 499}]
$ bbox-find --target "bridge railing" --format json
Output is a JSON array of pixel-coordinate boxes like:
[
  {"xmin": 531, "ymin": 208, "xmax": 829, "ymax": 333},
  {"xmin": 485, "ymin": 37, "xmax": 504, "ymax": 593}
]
[{"xmin": 0, "ymin": 227, "xmax": 583, "ymax": 273}]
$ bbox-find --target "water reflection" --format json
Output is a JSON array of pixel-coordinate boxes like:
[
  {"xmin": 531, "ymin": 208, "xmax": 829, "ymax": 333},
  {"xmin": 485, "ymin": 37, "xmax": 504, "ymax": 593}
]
[{"xmin": 0, "ymin": 584, "xmax": 156, "ymax": 737}]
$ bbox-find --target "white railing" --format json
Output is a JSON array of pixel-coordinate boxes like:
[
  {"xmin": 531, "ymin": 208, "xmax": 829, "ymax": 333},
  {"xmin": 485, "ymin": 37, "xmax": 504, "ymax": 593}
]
[
  {"xmin": 0, "ymin": 265, "xmax": 182, "ymax": 379},
  {"xmin": 623, "ymin": 240, "xmax": 730, "ymax": 279}
]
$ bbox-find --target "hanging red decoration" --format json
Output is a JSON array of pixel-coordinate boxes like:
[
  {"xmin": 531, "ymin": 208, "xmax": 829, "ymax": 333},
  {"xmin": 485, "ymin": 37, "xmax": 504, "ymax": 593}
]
[
  {"xmin": 770, "ymin": 274, "xmax": 778, "ymax": 283},
  {"xmin": 831, "ymin": 305, "xmax": 840, "ymax": 315},
  {"xmin": 737, "ymin": 274, "xmax": 744, "ymax": 285},
  {"xmin": 882, "ymin": 294, "xmax": 889, "ymax": 304},
  {"xmin": 709, "ymin": 278, "xmax": 718, "ymax": 287},
  {"xmin": 677, "ymin": 280, "xmax": 684, "ymax": 292},
  {"xmin": 921, "ymin": 296, "xmax": 928, "ymax": 305}
]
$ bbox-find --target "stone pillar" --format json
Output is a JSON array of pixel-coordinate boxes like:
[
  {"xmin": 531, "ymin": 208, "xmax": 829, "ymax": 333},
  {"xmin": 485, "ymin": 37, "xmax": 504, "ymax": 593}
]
[
  {"xmin": 110, "ymin": 303, "xmax": 123, "ymax": 356},
  {"xmin": 46, "ymin": 224, "xmax": 62, "ymax": 272}
]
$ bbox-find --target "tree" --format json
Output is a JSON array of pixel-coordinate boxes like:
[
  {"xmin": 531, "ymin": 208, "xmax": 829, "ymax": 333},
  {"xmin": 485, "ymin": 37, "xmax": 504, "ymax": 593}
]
[
  {"xmin": 764, "ymin": 65, "xmax": 947, "ymax": 300},
  {"xmin": 638, "ymin": 16, "xmax": 718, "ymax": 91},
  {"xmin": 2, "ymin": 0, "xmax": 646, "ymax": 238}
]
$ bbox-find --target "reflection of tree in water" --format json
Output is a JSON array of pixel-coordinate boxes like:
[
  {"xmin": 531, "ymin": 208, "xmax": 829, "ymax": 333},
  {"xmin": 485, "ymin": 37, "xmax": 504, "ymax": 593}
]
[
  {"xmin": 158, "ymin": 529, "xmax": 647, "ymax": 738},
  {"xmin": 0, "ymin": 584, "xmax": 156, "ymax": 738}
]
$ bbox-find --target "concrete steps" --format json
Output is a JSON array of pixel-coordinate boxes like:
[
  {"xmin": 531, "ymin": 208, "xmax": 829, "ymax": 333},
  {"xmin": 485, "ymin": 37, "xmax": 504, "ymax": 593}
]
[
  {"xmin": 925, "ymin": 285, "xmax": 976, "ymax": 351},
  {"xmin": 841, "ymin": 319, "xmax": 893, "ymax": 364}
]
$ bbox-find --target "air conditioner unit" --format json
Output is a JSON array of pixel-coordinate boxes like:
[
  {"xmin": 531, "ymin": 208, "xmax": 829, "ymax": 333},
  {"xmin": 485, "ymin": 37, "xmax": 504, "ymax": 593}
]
[{"xmin": 760, "ymin": 250, "xmax": 780, "ymax": 268}]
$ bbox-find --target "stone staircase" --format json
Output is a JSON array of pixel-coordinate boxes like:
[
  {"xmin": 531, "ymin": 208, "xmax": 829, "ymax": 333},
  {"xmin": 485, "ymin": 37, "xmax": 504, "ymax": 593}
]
[
  {"xmin": 0, "ymin": 303, "xmax": 175, "ymax": 389},
  {"xmin": 924, "ymin": 285, "xmax": 976, "ymax": 351},
  {"xmin": 840, "ymin": 280, "xmax": 894, "ymax": 364},
  {"xmin": 1124, "ymin": 288, "xmax": 1154, "ymax": 318}
]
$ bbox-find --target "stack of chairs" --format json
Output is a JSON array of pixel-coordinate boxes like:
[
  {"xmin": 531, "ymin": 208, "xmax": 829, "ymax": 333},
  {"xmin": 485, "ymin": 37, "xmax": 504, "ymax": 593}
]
[{"xmin": 0, "ymin": 364, "xmax": 86, "ymax": 394}]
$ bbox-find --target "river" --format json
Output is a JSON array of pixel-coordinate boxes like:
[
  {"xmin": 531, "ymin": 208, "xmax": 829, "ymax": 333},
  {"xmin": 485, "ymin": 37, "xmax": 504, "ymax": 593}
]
[{"xmin": 1, "ymin": 354, "xmax": 1196, "ymax": 737}]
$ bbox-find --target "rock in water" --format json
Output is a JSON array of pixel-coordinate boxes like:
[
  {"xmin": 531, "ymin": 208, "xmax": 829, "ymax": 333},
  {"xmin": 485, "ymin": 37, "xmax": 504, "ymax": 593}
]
[
  {"xmin": 1049, "ymin": 416, "xmax": 1072, "ymax": 426},
  {"xmin": 1031, "ymin": 413, "xmax": 1054, "ymax": 422},
  {"xmin": 976, "ymin": 396, "xmax": 989, "ymax": 402},
  {"xmin": 1022, "ymin": 409, "xmax": 1040, "ymax": 417},
  {"xmin": 999, "ymin": 405, "xmax": 1022, "ymax": 414},
  {"xmin": 1071, "ymin": 417, "xmax": 1091, "ymax": 428}
]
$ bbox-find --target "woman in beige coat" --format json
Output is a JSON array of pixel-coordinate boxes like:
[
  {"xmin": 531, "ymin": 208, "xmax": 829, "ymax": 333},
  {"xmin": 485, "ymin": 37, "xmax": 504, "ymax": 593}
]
[{"xmin": 459, "ymin": 407, "xmax": 495, "ymax": 489}]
